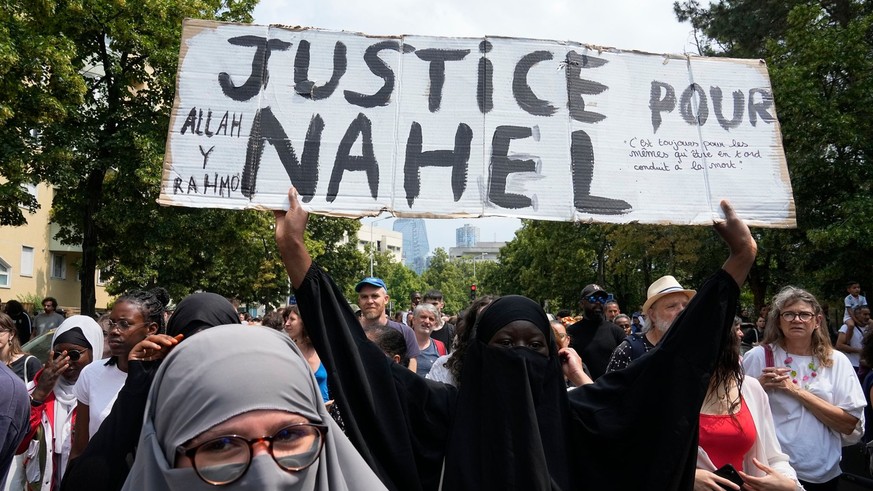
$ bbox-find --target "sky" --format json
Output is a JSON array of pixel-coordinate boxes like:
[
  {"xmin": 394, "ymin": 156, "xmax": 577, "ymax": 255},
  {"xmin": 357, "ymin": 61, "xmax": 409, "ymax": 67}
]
[{"xmin": 252, "ymin": 0, "xmax": 703, "ymax": 253}]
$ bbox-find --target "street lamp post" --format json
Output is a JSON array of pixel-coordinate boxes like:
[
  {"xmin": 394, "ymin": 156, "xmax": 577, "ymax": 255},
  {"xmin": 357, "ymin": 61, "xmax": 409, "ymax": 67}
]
[{"xmin": 472, "ymin": 252, "xmax": 487, "ymax": 278}]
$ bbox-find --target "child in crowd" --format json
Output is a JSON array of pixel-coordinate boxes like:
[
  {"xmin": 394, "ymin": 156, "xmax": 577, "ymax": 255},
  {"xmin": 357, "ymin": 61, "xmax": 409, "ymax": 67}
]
[{"xmin": 844, "ymin": 281, "xmax": 867, "ymax": 330}]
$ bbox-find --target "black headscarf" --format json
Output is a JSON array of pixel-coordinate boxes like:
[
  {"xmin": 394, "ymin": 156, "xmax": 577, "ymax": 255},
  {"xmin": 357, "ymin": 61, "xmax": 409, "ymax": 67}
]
[
  {"xmin": 444, "ymin": 295, "xmax": 579, "ymax": 490},
  {"xmin": 472, "ymin": 295, "xmax": 551, "ymax": 342},
  {"xmin": 166, "ymin": 292, "xmax": 239, "ymax": 338},
  {"xmin": 54, "ymin": 327, "xmax": 92, "ymax": 350}
]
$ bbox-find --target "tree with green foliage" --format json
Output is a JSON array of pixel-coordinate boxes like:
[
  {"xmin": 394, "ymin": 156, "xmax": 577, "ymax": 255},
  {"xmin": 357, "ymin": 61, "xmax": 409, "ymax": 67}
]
[
  {"xmin": 420, "ymin": 248, "xmax": 473, "ymax": 315},
  {"xmin": 1, "ymin": 1, "xmax": 267, "ymax": 315},
  {"xmin": 0, "ymin": 2, "xmax": 85, "ymax": 226},
  {"xmin": 483, "ymin": 220, "xmax": 720, "ymax": 314},
  {"xmin": 675, "ymin": 0, "xmax": 873, "ymax": 306},
  {"xmin": 2, "ymin": 1, "xmax": 362, "ymax": 312},
  {"xmin": 305, "ymin": 215, "xmax": 367, "ymax": 296}
]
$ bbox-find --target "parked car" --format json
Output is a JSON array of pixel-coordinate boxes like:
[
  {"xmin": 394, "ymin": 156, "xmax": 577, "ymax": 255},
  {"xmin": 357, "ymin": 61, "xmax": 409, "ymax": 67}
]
[{"xmin": 22, "ymin": 329, "xmax": 55, "ymax": 364}]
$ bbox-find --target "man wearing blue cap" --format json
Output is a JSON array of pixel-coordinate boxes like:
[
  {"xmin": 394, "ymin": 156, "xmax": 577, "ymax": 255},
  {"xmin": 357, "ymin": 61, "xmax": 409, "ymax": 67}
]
[{"xmin": 356, "ymin": 277, "xmax": 420, "ymax": 373}]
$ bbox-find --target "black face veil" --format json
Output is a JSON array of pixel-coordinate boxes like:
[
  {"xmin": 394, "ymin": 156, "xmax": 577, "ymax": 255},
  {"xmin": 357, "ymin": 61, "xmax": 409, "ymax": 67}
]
[{"xmin": 445, "ymin": 295, "xmax": 578, "ymax": 490}]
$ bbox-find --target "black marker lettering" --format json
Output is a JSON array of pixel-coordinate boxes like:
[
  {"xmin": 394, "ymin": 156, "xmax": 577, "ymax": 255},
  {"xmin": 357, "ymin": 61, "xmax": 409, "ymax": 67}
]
[
  {"xmin": 414, "ymin": 48, "xmax": 470, "ymax": 112},
  {"xmin": 488, "ymin": 125, "xmax": 536, "ymax": 209},
  {"xmin": 649, "ymin": 81, "xmax": 676, "ymax": 133},
  {"xmin": 478, "ymin": 40, "xmax": 493, "ymax": 114},
  {"xmin": 710, "ymin": 87, "xmax": 744, "ymax": 131},
  {"xmin": 679, "ymin": 83, "xmax": 709, "ymax": 126},
  {"xmin": 345, "ymin": 41, "xmax": 414, "ymax": 108},
  {"xmin": 173, "ymin": 177, "xmax": 183, "ymax": 194},
  {"xmin": 216, "ymin": 112, "xmax": 229, "ymax": 136},
  {"xmin": 327, "ymin": 113, "xmax": 378, "ymax": 202},
  {"xmin": 199, "ymin": 145, "xmax": 214, "ymax": 169},
  {"xmin": 294, "ymin": 40, "xmax": 348, "ymax": 100},
  {"xmin": 203, "ymin": 109, "xmax": 214, "ymax": 137},
  {"xmin": 240, "ymin": 107, "xmax": 321, "ymax": 202},
  {"xmin": 180, "ymin": 108, "xmax": 197, "ymax": 135},
  {"xmin": 748, "ymin": 88, "xmax": 775, "ymax": 126},
  {"xmin": 219, "ymin": 175, "xmax": 232, "ymax": 197},
  {"xmin": 231, "ymin": 113, "xmax": 243, "ymax": 138},
  {"xmin": 194, "ymin": 109, "xmax": 204, "ymax": 135},
  {"xmin": 203, "ymin": 173, "xmax": 218, "ymax": 194},
  {"xmin": 513, "ymin": 50, "xmax": 557, "ymax": 117},
  {"xmin": 571, "ymin": 129, "xmax": 631, "ymax": 215},
  {"xmin": 564, "ymin": 50, "xmax": 608, "ymax": 123},
  {"xmin": 187, "ymin": 176, "xmax": 198, "ymax": 194},
  {"xmin": 403, "ymin": 121, "xmax": 473, "ymax": 206},
  {"xmin": 218, "ymin": 36, "xmax": 291, "ymax": 102}
]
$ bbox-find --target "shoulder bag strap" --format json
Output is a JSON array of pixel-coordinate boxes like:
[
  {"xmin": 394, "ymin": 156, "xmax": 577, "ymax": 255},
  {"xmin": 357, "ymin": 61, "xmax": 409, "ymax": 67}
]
[{"xmin": 23, "ymin": 355, "xmax": 37, "ymax": 383}]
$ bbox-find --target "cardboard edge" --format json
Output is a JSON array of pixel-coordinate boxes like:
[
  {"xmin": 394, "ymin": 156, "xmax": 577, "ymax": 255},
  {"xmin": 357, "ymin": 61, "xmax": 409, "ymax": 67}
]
[{"xmin": 160, "ymin": 19, "xmax": 222, "ymax": 200}]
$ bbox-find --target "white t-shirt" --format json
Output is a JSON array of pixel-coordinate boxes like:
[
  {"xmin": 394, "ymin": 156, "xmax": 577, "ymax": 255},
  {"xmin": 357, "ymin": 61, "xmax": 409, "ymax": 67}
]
[
  {"xmin": 837, "ymin": 323, "xmax": 865, "ymax": 367},
  {"xmin": 844, "ymin": 294, "xmax": 867, "ymax": 322},
  {"xmin": 425, "ymin": 354, "xmax": 457, "ymax": 386},
  {"xmin": 73, "ymin": 359, "xmax": 128, "ymax": 438},
  {"xmin": 743, "ymin": 345, "xmax": 866, "ymax": 483}
]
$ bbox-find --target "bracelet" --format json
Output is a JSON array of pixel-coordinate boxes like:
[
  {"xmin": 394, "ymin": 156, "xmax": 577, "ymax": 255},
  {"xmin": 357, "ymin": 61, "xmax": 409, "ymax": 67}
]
[{"xmin": 30, "ymin": 395, "xmax": 44, "ymax": 407}]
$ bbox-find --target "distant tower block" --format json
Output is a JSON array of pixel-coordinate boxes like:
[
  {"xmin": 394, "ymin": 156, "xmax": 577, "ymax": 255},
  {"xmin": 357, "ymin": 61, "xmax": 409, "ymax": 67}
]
[
  {"xmin": 455, "ymin": 223, "xmax": 479, "ymax": 248},
  {"xmin": 393, "ymin": 219, "xmax": 430, "ymax": 274}
]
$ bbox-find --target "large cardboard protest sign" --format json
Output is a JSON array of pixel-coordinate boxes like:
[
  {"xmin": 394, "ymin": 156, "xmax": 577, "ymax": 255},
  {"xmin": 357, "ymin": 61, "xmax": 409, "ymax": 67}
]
[{"xmin": 159, "ymin": 19, "xmax": 796, "ymax": 227}]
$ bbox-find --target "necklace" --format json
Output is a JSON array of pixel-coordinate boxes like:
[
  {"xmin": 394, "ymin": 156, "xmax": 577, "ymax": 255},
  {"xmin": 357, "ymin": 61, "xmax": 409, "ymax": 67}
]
[{"xmin": 783, "ymin": 354, "xmax": 819, "ymax": 388}]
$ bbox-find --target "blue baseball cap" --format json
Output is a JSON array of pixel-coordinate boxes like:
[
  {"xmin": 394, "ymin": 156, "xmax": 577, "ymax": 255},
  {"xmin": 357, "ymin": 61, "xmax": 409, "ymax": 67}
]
[{"xmin": 355, "ymin": 277, "xmax": 388, "ymax": 292}]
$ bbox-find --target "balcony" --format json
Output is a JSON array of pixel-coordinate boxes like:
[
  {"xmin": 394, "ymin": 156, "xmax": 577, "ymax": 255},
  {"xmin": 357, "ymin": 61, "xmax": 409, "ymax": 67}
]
[{"xmin": 48, "ymin": 222, "xmax": 82, "ymax": 253}]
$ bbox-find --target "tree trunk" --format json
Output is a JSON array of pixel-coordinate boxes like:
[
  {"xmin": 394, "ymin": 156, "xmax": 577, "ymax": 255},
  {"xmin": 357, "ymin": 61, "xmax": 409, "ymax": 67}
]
[{"xmin": 80, "ymin": 169, "xmax": 105, "ymax": 317}]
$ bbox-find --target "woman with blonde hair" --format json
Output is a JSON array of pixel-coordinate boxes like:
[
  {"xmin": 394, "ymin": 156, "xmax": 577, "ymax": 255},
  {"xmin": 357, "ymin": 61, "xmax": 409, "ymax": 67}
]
[
  {"xmin": 743, "ymin": 287, "xmax": 866, "ymax": 490},
  {"xmin": 0, "ymin": 313, "xmax": 41, "ymax": 384}
]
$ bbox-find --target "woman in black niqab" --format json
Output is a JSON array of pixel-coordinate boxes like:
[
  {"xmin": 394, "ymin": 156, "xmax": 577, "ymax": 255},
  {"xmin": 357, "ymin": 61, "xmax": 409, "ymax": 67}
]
[
  {"xmin": 277, "ymin": 188, "xmax": 756, "ymax": 491},
  {"xmin": 444, "ymin": 295, "xmax": 578, "ymax": 490}
]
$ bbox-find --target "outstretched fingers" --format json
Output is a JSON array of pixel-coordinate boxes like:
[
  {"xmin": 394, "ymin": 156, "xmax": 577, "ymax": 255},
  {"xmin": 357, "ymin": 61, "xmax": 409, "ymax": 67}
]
[
  {"xmin": 273, "ymin": 186, "xmax": 313, "ymax": 288},
  {"xmin": 714, "ymin": 200, "xmax": 757, "ymax": 287}
]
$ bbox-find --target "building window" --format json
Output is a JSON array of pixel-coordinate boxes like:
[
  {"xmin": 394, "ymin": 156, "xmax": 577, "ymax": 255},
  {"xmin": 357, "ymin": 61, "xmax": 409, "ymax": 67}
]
[
  {"xmin": 22, "ymin": 183, "xmax": 38, "ymax": 200},
  {"xmin": 0, "ymin": 258, "xmax": 10, "ymax": 288},
  {"xmin": 97, "ymin": 269, "xmax": 106, "ymax": 286},
  {"xmin": 51, "ymin": 253, "xmax": 66, "ymax": 279},
  {"xmin": 20, "ymin": 246, "xmax": 34, "ymax": 277}
]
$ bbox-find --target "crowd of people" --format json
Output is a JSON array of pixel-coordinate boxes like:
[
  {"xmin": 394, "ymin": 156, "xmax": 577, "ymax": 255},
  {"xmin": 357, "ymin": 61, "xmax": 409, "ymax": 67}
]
[{"xmin": 0, "ymin": 188, "xmax": 870, "ymax": 490}]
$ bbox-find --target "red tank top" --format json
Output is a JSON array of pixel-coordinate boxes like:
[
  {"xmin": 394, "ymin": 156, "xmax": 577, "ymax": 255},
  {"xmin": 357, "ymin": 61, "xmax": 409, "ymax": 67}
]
[{"xmin": 698, "ymin": 397, "xmax": 756, "ymax": 470}]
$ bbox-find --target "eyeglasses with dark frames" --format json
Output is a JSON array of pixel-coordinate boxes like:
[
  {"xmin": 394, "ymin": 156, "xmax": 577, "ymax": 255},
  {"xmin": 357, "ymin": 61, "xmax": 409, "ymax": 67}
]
[
  {"xmin": 106, "ymin": 319, "xmax": 146, "ymax": 331},
  {"xmin": 176, "ymin": 423, "xmax": 327, "ymax": 486},
  {"xmin": 780, "ymin": 311, "xmax": 815, "ymax": 322},
  {"xmin": 53, "ymin": 348, "xmax": 88, "ymax": 362}
]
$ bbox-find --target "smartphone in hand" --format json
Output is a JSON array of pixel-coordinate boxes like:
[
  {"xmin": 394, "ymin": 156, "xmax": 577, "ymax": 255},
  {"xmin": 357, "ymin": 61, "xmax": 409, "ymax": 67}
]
[{"xmin": 713, "ymin": 463, "xmax": 744, "ymax": 490}]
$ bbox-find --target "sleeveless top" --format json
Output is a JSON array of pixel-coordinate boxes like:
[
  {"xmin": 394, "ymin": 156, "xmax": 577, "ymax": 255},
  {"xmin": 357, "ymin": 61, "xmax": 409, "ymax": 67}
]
[{"xmin": 698, "ymin": 397, "xmax": 756, "ymax": 470}]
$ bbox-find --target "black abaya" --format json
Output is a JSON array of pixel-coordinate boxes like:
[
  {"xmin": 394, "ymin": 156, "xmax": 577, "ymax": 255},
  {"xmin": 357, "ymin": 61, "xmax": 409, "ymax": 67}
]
[{"xmin": 296, "ymin": 263, "xmax": 738, "ymax": 491}]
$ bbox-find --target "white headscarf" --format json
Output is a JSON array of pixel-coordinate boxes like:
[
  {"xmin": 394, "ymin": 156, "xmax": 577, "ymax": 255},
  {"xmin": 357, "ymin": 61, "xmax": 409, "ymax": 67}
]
[
  {"xmin": 50, "ymin": 315, "xmax": 103, "ymax": 451},
  {"xmin": 122, "ymin": 324, "xmax": 387, "ymax": 491}
]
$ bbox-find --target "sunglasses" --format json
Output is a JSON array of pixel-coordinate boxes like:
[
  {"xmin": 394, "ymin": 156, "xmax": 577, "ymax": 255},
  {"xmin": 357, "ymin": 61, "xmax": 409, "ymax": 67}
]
[
  {"xmin": 53, "ymin": 348, "xmax": 88, "ymax": 362},
  {"xmin": 584, "ymin": 293, "xmax": 614, "ymax": 304}
]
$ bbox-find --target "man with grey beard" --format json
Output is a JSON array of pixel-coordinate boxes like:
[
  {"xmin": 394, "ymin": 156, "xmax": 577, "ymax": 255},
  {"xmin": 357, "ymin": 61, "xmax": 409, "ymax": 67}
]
[{"xmin": 605, "ymin": 276, "xmax": 696, "ymax": 373}]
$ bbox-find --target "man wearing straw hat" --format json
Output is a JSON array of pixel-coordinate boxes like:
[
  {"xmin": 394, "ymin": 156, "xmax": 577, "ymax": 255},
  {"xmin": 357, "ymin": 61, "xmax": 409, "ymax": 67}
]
[{"xmin": 606, "ymin": 276, "xmax": 696, "ymax": 373}]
